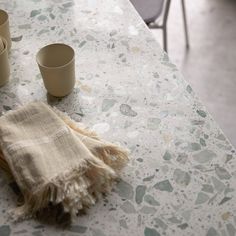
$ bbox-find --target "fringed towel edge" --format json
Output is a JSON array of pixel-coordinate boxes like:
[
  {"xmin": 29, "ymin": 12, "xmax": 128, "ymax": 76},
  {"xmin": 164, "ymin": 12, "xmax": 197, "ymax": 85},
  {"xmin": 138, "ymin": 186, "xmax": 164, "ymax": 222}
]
[{"xmin": 9, "ymin": 157, "xmax": 117, "ymax": 221}]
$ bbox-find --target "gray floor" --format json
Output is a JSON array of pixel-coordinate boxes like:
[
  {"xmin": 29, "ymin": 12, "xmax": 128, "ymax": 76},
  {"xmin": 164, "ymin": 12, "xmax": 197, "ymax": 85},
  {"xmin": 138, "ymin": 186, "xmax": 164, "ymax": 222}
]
[{"xmin": 151, "ymin": 0, "xmax": 236, "ymax": 147}]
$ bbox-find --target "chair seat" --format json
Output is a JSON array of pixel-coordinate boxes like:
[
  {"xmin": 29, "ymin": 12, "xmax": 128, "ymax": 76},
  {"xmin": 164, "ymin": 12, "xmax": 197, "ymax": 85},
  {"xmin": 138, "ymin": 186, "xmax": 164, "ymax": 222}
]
[{"xmin": 130, "ymin": 0, "xmax": 165, "ymax": 24}]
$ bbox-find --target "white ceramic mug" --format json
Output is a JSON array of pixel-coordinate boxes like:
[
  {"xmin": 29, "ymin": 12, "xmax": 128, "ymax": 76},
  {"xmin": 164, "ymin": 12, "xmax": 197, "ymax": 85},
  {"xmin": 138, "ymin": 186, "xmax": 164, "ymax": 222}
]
[
  {"xmin": 0, "ymin": 9, "xmax": 11, "ymax": 52},
  {"xmin": 36, "ymin": 43, "xmax": 75, "ymax": 97},
  {"xmin": 0, "ymin": 37, "xmax": 10, "ymax": 86}
]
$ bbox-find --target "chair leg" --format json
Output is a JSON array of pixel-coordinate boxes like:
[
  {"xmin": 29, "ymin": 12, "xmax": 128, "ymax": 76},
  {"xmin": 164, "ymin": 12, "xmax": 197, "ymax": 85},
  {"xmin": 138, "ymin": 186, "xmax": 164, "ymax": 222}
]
[
  {"xmin": 163, "ymin": 27, "xmax": 168, "ymax": 52},
  {"xmin": 162, "ymin": 0, "xmax": 171, "ymax": 52},
  {"xmin": 181, "ymin": 0, "xmax": 190, "ymax": 49}
]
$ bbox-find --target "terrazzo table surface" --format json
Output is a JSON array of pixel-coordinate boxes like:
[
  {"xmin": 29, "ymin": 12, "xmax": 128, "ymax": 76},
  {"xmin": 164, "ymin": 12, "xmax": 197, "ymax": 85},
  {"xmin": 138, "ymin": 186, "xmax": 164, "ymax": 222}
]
[{"xmin": 0, "ymin": 0, "xmax": 236, "ymax": 235}]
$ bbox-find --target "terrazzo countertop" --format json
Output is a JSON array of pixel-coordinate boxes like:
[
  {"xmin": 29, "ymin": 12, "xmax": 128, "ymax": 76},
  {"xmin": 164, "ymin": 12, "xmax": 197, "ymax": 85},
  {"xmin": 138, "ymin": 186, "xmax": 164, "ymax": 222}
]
[{"xmin": 0, "ymin": 0, "xmax": 236, "ymax": 235}]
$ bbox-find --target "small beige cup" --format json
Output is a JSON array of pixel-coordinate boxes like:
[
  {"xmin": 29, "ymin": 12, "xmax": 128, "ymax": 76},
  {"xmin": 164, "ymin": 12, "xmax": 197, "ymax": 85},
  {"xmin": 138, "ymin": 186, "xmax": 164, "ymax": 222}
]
[
  {"xmin": 36, "ymin": 43, "xmax": 75, "ymax": 97},
  {"xmin": 0, "ymin": 37, "xmax": 10, "ymax": 87},
  {"xmin": 0, "ymin": 9, "xmax": 11, "ymax": 52}
]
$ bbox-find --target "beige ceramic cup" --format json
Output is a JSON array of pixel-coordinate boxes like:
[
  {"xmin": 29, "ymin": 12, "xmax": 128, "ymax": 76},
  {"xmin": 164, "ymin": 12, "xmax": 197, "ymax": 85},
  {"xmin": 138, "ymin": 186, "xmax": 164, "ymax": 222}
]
[
  {"xmin": 36, "ymin": 43, "xmax": 75, "ymax": 97},
  {"xmin": 0, "ymin": 37, "xmax": 10, "ymax": 87},
  {"xmin": 0, "ymin": 9, "xmax": 11, "ymax": 51}
]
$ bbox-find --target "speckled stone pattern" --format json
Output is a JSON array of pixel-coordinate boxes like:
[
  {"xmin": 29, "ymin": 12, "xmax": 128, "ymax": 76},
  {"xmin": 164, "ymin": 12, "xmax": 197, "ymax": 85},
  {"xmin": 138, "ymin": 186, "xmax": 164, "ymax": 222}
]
[{"xmin": 0, "ymin": 0, "xmax": 235, "ymax": 235}]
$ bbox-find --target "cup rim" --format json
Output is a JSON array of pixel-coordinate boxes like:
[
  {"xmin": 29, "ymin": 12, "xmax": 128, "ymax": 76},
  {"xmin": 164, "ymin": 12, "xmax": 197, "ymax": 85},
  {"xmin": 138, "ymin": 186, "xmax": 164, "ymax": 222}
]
[
  {"xmin": 0, "ymin": 37, "xmax": 7, "ymax": 56},
  {"xmin": 0, "ymin": 9, "xmax": 9, "ymax": 27},
  {"xmin": 36, "ymin": 43, "xmax": 75, "ymax": 69}
]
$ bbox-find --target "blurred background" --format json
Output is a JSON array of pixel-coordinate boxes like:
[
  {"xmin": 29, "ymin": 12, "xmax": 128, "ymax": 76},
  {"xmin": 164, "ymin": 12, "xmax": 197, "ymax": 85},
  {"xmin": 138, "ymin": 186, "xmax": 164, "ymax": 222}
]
[{"xmin": 130, "ymin": 0, "xmax": 236, "ymax": 147}]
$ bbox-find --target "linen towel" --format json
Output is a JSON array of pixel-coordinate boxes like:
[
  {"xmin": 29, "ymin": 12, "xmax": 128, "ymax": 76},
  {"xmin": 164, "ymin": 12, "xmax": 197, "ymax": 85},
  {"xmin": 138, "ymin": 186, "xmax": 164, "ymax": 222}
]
[{"xmin": 0, "ymin": 102, "xmax": 129, "ymax": 221}]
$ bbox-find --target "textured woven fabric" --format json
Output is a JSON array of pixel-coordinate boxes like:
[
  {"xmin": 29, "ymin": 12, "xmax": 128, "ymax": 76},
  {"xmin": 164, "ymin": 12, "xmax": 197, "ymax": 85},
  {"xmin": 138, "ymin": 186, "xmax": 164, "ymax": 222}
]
[{"xmin": 0, "ymin": 102, "xmax": 129, "ymax": 221}]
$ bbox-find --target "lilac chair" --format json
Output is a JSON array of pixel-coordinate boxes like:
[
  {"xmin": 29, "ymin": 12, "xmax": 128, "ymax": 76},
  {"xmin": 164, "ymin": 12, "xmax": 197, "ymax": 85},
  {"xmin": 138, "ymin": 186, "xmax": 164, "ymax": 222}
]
[{"xmin": 130, "ymin": 0, "xmax": 189, "ymax": 52}]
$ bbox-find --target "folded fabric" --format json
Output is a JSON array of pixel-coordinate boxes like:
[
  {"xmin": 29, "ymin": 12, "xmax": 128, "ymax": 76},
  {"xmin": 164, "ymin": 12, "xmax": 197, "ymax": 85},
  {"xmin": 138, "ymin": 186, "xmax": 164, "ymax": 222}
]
[{"xmin": 0, "ymin": 102, "xmax": 129, "ymax": 222}]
